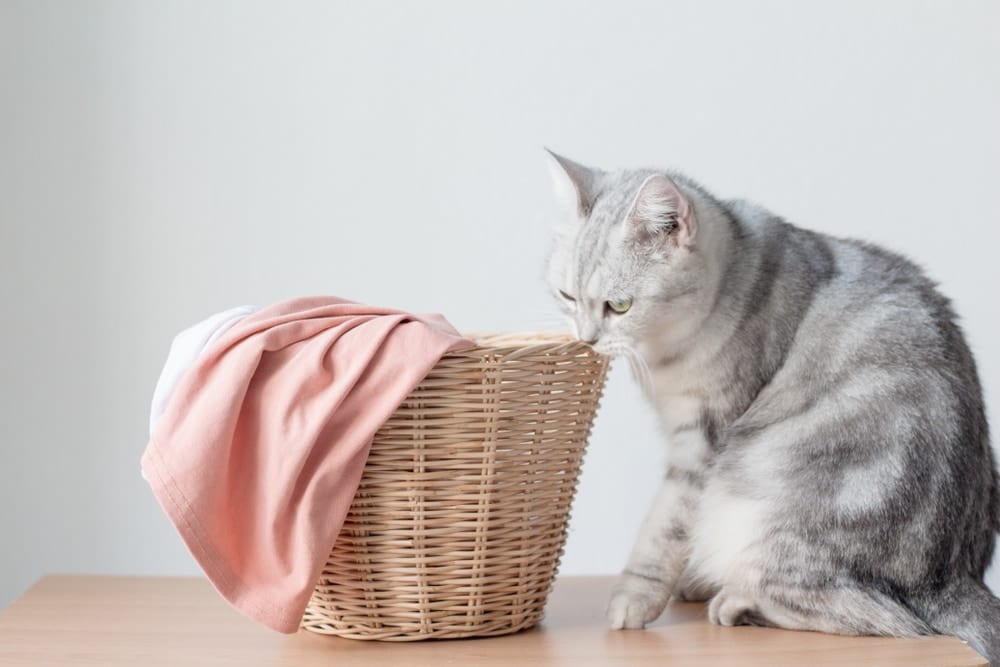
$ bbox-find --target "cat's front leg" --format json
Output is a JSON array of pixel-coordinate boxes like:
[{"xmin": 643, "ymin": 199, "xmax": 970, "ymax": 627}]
[{"xmin": 608, "ymin": 477, "xmax": 693, "ymax": 629}]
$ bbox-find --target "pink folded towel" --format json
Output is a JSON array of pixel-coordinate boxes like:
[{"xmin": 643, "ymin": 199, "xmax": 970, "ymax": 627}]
[{"xmin": 142, "ymin": 296, "xmax": 472, "ymax": 632}]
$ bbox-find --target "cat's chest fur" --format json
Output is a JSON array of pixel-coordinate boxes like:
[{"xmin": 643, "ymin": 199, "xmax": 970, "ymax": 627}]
[
  {"xmin": 643, "ymin": 332, "xmax": 736, "ymax": 450},
  {"xmin": 645, "ymin": 350, "xmax": 714, "ymax": 456},
  {"xmin": 645, "ymin": 346, "xmax": 769, "ymax": 588}
]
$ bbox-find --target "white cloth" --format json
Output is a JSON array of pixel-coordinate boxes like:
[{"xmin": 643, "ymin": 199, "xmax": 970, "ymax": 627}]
[{"xmin": 149, "ymin": 305, "xmax": 259, "ymax": 436}]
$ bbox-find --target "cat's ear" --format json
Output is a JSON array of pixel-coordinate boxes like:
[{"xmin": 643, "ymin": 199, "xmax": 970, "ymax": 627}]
[
  {"xmin": 545, "ymin": 148, "xmax": 600, "ymax": 219},
  {"xmin": 626, "ymin": 174, "xmax": 695, "ymax": 247}
]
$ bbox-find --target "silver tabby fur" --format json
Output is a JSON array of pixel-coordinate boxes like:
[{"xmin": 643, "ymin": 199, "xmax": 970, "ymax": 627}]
[{"xmin": 545, "ymin": 151, "xmax": 1000, "ymax": 662}]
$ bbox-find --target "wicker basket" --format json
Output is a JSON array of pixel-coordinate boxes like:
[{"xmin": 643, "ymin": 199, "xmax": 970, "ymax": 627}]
[{"xmin": 300, "ymin": 332, "xmax": 608, "ymax": 641}]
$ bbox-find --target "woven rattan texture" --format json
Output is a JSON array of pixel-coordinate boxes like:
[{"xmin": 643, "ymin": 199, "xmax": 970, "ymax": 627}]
[{"xmin": 301, "ymin": 333, "xmax": 609, "ymax": 640}]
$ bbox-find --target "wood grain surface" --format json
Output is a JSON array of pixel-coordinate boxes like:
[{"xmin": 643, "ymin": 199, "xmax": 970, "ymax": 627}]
[{"xmin": 0, "ymin": 575, "xmax": 985, "ymax": 666}]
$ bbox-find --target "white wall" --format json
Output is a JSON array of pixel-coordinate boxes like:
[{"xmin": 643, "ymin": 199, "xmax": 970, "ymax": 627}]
[{"xmin": 2, "ymin": 0, "xmax": 998, "ymax": 610}]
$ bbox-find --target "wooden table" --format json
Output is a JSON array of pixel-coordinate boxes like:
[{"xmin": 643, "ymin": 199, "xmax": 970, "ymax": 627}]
[{"xmin": 0, "ymin": 575, "xmax": 985, "ymax": 666}]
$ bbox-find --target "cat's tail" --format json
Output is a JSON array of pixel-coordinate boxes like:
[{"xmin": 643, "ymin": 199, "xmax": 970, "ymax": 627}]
[{"xmin": 914, "ymin": 578, "xmax": 1000, "ymax": 665}]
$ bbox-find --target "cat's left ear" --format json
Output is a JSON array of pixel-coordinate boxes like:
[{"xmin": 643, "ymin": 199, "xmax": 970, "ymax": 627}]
[
  {"xmin": 545, "ymin": 148, "xmax": 601, "ymax": 219},
  {"xmin": 626, "ymin": 174, "xmax": 695, "ymax": 247}
]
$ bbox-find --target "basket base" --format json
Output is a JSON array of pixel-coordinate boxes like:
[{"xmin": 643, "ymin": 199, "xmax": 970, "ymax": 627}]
[{"xmin": 300, "ymin": 608, "xmax": 545, "ymax": 641}]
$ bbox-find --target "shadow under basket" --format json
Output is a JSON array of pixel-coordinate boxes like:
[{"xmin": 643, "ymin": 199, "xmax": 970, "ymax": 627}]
[{"xmin": 301, "ymin": 333, "xmax": 609, "ymax": 641}]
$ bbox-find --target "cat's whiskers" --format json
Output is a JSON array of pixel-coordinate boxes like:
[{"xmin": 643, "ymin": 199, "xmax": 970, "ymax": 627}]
[
  {"xmin": 600, "ymin": 341, "xmax": 654, "ymax": 396},
  {"xmin": 621, "ymin": 345, "xmax": 655, "ymax": 396}
]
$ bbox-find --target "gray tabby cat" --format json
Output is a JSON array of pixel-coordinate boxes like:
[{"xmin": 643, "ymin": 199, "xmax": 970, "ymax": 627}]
[{"xmin": 544, "ymin": 151, "xmax": 1000, "ymax": 662}]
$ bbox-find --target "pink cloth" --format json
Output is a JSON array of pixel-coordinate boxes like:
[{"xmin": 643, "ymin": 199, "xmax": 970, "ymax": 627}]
[{"xmin": 142, "ymin": 296, "xmax": 472, "ymax": 633}]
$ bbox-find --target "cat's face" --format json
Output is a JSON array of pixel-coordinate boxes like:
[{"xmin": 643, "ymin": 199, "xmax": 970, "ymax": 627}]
[{"xmin": 545, "ymin": 152, "xmax": 702, "ymax": 357}]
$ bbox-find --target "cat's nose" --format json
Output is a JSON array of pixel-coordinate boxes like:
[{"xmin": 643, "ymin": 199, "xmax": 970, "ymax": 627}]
[
  {"xmin": 575, "ymin": 322, "xmax": 600, "ymax": 346},
  {"xmin": 577, "ymin": 327, "xmax": 600, "ymax": 346}
]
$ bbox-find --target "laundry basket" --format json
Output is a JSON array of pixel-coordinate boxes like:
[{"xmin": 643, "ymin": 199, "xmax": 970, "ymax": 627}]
[{"xmin": 301, "ymin": 332, "xmax": 609, "ymax": 641}]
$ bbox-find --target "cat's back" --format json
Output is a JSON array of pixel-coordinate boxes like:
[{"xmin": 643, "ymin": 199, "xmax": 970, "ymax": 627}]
[
  {"xmin": 723, "ymin": 197, "xmax": 961, "ymax": 368},
  {"xmin": 722, "ymin": 194, "xmax": 990, "ymax": 473},
  {"xmin": 726, "ymin": 196, "xmax": 935, "ymax": 300}
]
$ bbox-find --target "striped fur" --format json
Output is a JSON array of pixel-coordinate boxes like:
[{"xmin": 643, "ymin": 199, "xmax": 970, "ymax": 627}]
[{"xmin": 545, "ymin": 153, "xmax": 1000, "ymax": 662}]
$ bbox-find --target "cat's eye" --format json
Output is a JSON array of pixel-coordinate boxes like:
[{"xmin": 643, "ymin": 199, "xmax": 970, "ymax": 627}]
[
  {"xmin": 605, "ymin": 297, "xmax": 633, "ymax": 315},
  {"xmin": 558, "ymin": 290, "xmax": 576, "ymax": 302}
]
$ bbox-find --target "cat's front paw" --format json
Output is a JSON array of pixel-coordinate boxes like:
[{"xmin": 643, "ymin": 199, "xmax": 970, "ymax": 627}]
[{"xmin": 607, "ymin": 573, "xmax": 670, "ymax": 630}]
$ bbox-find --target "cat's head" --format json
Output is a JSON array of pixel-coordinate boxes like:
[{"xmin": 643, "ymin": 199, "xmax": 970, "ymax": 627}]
[{"xmin": 544, "ymin": 151, "xmax": 709, "ymax": 357}]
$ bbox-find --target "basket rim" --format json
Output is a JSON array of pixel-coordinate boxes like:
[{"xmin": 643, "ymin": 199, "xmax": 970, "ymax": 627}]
[{"xmin": 453, "ymin": 332, "xmax": 599, "ymax": 357}]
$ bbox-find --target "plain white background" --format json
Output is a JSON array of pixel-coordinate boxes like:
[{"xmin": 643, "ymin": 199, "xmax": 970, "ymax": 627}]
[{"xmin": 2, "ymin": 1, "xmax": 998, "ymax": 611}]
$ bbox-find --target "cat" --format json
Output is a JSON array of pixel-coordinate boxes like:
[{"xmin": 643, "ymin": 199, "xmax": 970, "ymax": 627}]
[{"xmin": 544, "ymin": 150, "xmax": 1000, "ymax": 662}]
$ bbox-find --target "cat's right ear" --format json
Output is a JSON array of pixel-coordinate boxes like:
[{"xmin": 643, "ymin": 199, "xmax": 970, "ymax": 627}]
[
  {"xmin": 626, "ymin": 174, "xmax": 695, "ymax": 248},
  {"xmin": 544, "ymin": 149, "xmax": 600, "ymax": 219}
]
